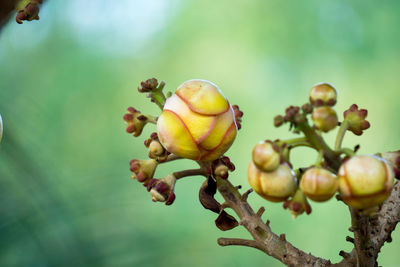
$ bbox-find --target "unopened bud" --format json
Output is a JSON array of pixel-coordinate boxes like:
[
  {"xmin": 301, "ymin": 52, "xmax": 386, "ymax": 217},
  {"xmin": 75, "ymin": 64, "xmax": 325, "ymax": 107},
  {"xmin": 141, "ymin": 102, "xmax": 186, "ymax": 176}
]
[
  {"xmin": 157, "ymin": 80, "xmax": 237, "ymax": 161},
  {"xmin": 147, "ymin": 174, "xmax": 177, "ymax": 205},
  {"xmin": 212, "ymin": 156, "xmax": 235, "ymax": 179},
  {"xmin": 248, "ymin": 162, "xmax": 297, "ymax": 202},
  {"xmin": 309, "ymin": 83, "xmax": 337, "ymax": 107},
  {"xmin": 283, "ymin": 189, "xmax": 312, "ymax": 218},
  {"xmin": 338, "ymin": 155, "xmax": 394, "ymax": 210},
  {"xmin": 300, "ymin": 167, "xmax": 338, "ymax": 202},
  {"xmin": 130, "ymin": 159, "xmax": 157, "ymax": 185},
  {"xmin": 312, "ymin": 106, "xmax": 338, "ymax": 132},
  {"xmin": 274, "ymin": 115, "xmax": 284, "ymax": 127},
  {"xmin": 343, "ymin": 104, "xmax": 370, "ymax": 136},
  {"xmin": 252, "ymin": 141, "xmax": 280, "ymax": 172}
]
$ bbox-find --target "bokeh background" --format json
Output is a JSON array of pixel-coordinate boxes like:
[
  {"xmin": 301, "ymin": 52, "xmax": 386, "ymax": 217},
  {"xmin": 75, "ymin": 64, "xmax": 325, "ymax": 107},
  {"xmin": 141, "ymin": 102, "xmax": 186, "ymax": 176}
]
[{"xmin": 1, "ymin": 0, "xmax": 400, "ymax": 266}]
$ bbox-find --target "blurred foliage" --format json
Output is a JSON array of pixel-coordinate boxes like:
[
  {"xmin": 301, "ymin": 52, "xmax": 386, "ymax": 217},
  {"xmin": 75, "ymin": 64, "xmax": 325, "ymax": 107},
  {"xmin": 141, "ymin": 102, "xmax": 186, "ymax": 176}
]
[{"xmin": 1, "ymin": 0, "xmax": 400, "ymax": 266}]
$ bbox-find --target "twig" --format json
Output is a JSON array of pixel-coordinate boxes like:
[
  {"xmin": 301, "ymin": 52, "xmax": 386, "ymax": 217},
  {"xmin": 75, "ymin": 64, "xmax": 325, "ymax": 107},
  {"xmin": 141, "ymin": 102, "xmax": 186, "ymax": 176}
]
[
  {"xmin": 173, "ymin": 168, "xmax": 207, "ymax": 179},
  {"xmin": 218, "ymin": 238, "xmax": 264, "ymax": 252}
]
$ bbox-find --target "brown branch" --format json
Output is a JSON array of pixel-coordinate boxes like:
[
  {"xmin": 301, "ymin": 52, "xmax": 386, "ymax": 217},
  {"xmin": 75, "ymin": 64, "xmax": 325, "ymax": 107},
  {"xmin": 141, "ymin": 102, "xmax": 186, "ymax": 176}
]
[
  {"xmin": 212, "ymin": 152, "xmax": 400, "ymax": 266},
  {"xmin": 345, "ymin": 182, "xmax": 400, "ymax": 266},
  {"xmin": 216, "ymin": 177, "xmax": 339, "ymax": 267},
  {"xmin": 218, "ymin": 237, "xmax": 264, "ymax": 252}
]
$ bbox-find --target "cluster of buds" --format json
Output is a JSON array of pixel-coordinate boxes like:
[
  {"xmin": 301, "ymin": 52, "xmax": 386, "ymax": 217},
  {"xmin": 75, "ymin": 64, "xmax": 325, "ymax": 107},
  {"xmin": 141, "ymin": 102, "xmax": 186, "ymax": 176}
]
[
  {"xmin": 249, "ymin": 82, "xmax": 396, "ymax": 217},
  {"xmin": 16, "ymin": 0, "xmax": 42, "ymax": 24},
  {"xmin": 157, "ymin": 80, "xmax": 238, "ymax": 161},
  {"xmin": 125, "ymin": 78, "xmax": 241, "ymax": 210},
  {"xmin": 144, "ymin": 132, "xmax": 169, "ymax": 162},
  {"xmin": 123, "ymin": 107, "xmax": 155, "ymax": 137},
  {"xmin": 309, "ymin": 83, "xmax": 339, "ymax": 132}
]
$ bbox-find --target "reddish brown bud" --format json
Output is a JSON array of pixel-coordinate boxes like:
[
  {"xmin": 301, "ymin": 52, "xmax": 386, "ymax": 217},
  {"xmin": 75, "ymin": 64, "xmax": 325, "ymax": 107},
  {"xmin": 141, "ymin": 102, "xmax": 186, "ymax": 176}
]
[
  {"xmin": 274, "ymin": 115, "xmax": 284, "ymax": 127},
  {"xmin": 283, "ymin": 189, "xmax": 312, "ymax": 218},
  {"xmin": 232, "ymin": 105, "xmax": 244, "ymax": 130},
  {"xmin": 148, "ymin": 174, "xmax": 177, "ymax": 205}
]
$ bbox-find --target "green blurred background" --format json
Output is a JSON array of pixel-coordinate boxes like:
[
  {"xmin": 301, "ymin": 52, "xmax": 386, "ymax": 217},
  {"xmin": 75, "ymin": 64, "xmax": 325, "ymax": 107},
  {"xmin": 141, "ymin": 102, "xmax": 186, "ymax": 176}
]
[{"xmin": 1, "ymin": 0, "xmax": 399, "ymax": 266}]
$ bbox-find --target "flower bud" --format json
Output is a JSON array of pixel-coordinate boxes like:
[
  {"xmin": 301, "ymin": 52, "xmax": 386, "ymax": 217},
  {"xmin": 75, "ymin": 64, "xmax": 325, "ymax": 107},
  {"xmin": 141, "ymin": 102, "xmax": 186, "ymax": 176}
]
[
  {"xmin": 300, "ymin": 167, "xmax": 338, "ymax": 202},
  {"xmin": 129, "ymin": 159, "xmax": 157, "ymax": 185},
  {"xmin": 16, "ymin": 0, "xmax": 42, "ymax": 24},
  {"xmin": 138, "ymin": 78, "xmax": 159, "ymax": 92},
  {"xmin": 343, "ymin": 104, "xmax": 370, "ymax": 136},
  {"xmin": 248, "ymin": 162, "xmax": 297, "ymax": 202},
  {"xmin": 283, "ymin": 189, "xmax": 312, "ymax": 218},
  {"xmin": 123, "ymin": 107, "xmax": 151, "ymax": 137},
  {"xmin": 211, "ymin": 156, "xmax": 235, "ymax": 179},
  {"xmin": 157, "ymin": 80, "xmax": 237, "ymax": 161},
  {"xmin": 312, "ymin": 106, "xmax": 338, "ymax": 132},
  {"xmin": 338, "ymin": 155, "xmax": 394, "ymax": 210},
  {"xmin": 274, "ymin": 115, "xmax": 284, "ymax": 127},
  {"xmin": 144, "ymin": 132, "xmax": 169, "ymax": 162},
  {"xmin": 252, "ymin": 141, "xmax": 280, "ymax": 172},
  {"xmin": 232, "ymin": 105, "xmax": 244, "ymax": 130},
  {"xmin": 309, "ymin": 83, "xmax": 337, "ymax": 107},
  {"xmin": 146, "ymin": 174, "xmax": 176, "ymax": 205}
]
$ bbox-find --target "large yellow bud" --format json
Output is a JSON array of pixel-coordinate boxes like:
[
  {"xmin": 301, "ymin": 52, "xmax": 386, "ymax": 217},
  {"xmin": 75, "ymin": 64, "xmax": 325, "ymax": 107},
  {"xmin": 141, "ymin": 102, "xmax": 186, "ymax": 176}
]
[
  {"xmin": 157, "ymin": 80, "xmax": 237, "ymax": 161},
  {"xmin": 338, "ymin": 155, "xmax": 394, "ymax": 210}
]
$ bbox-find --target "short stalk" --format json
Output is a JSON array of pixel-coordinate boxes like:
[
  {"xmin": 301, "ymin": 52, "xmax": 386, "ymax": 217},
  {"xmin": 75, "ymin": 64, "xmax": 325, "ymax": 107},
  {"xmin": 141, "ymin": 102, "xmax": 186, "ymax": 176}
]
[
  {"xmin": 335, "ymin": 120, "xmax": 349, "ymax": 150},
  {"xmin": 173, "ymin": 168, "xmax": 207, "ymax": 180},
  {"xmin": 298, "ymin": 122, "xmax": 341, "ymax": 171}
]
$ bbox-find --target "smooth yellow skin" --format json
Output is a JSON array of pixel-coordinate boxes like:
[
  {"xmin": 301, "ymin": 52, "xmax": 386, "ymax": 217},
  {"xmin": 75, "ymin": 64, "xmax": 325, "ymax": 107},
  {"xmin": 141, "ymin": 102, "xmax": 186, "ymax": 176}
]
[
  {"xmin": 157, "ymin": 80, "xmax": 237, "ymax": 161},
  {"xmin": 338, "ymin": 155, "xmax": 394, "ymax": 209},
  {"xmin": 309, "ymin": 83, "xmax": 337, "ymax": 104},
  {"xmin": 300, "ymin": 167, "xmax": 338, "ymax": 202},
  {"xmin": 248, "ymin": 162, "xmax": 297, "ymax": 202},
  {"xmin": 311, "ymin": 106, "xmax": 338, "ymax": 132},
  {"xmin": 252, "ymin": 142, "xmax": 280, "ymax": 172}
]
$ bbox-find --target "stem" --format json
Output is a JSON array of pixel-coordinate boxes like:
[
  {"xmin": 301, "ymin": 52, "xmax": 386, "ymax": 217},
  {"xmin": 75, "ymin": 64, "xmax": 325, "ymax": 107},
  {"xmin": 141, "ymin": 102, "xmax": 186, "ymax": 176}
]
[
  {"xmin": 335, "ymin": 120, "xmax": 349, "ymax": 150},
  {"xmin": 173, "ymin": 168, "xmax": 207, "ymax": 179},
  {"xmin": 150, "ymin": 81, "xmax": 167, "ymax": 110},
  {"xmin": 336, "ymin": 148, "xmax": 355, "ymax": 158},
  {"xmin": 315, "ymin": 150, "xmax": 324, "ymax": 167},
  {"xmin": 218, "ymin": 238, "xmax": 264, "ymax": 252},
  {"xmin": 279, "ymin": 137, "xmax": 308, "ymax": 146},
  {"xmin": 164, "ymin": 154, "xmax": 182, "ymax": 162},
  {"xmin": 146, "ymin": 115, "xmax": 158, "ymax": 124},
  {"xmin": 298, "ymin": 122, "xmax": 341, "ymax": 171}
]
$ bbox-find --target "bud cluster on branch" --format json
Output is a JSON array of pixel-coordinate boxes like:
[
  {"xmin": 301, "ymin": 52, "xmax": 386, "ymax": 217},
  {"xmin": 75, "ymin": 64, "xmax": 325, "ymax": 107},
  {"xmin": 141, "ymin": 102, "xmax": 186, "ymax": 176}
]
[{"xmin": 123, "ymin": 78, "xmax": 400, "ymax": 267}]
